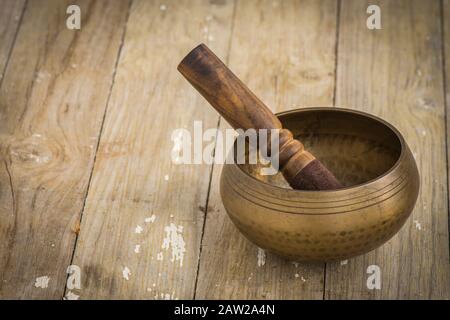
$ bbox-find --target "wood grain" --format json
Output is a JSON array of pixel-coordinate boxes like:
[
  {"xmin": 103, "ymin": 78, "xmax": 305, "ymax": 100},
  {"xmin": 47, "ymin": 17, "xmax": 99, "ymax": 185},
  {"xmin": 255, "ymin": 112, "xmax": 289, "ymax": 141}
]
[
  {"xmin": 1, "ymin": 0, "xmax": 448, "ymax": 300},
  {"xmin": 0, "ymin": 0, "xmax": 130, "ymax": 299},
  {"xmin": 325, "ymin": 0, "xmax": 450, "ymax": 299},
  {"xmin": 444, "ymin": 0, "xmax": 450, "ymax": 279},
  {"xmin": 70, "ymin": 0, "xmax": 235, "ymax": 299},
  {"xmin": 195, "ymin": 0, "xmax": 338, "ymax": 299},
  {"xmin": 0, "ymin": 0, "xmax": 26, "ymax": 80}
]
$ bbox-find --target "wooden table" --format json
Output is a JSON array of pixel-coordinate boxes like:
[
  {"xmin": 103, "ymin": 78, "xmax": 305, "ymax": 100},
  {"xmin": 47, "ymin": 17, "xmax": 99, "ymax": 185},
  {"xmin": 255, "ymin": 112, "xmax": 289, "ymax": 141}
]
[{"xmin": 0, "ymin": 0, "xmax": 449, "ymax": 299}]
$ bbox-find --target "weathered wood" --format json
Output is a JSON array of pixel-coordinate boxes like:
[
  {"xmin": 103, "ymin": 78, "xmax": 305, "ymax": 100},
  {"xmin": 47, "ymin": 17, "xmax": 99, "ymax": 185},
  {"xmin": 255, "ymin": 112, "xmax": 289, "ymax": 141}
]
[
  {"xmin": 0, "ymin": 0, "xmax": 25, "ymax": 80},
  {"xmin": 325, "ymin": 0, "xmax": 450, "ymax": 299},
  {"xmin": 70, "ymin": 0, "xmax": 235, "ymax": 299},
  {"xmin": 195, "ymin": 0, "xmax": 338, "ymax": 299},
  {"xmin": 444, "ymin": 0, "xmax": 450, "ymax": 299},
  {"xmin": 2, "ymin": 0, "xmax": 448, "ymax": 300},
  {"xmin": 0, "ymin": 0, "xmax": 130, "ymax": 299}
]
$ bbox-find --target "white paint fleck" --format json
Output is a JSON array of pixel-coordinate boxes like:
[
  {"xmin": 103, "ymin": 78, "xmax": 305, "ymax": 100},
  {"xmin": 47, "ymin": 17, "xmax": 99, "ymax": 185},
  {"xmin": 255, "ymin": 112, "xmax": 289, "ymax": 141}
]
[
  {"xmin": 163, "ymin": 293, "xmax": 172, "ymax": 300},
  {"xmin": 413, "ymin": 220, "xmax": 422, "ymax": 230},
  {"xmin": 145, "ymin": 215, "xmax": 156, "ymax": 223},
  {"xmin": 34, "ymin": 276, "xmax": 50, "ymax": 289},
  {"xmin": 134, "ymin": 244, "xmax": 141, "ymax": 253},
  {"xmin": 171, "ymin": 130, "xmax": 184, "ymax": 163},
  {"xmin": 51, "ymin": 243, "xmax": 55, "ymax": 247},
  {"xmin": 135, "ymin": 225, "xmax": 143, "ymax": 234},
  {"xmin": 156, "ymin": 292, "xmax": 176, "ymax": 300},
  {"xmin": 208, "ymin": 35, "xmax": 215, "ymax": 42},
  {"xmin": 157, "ymin": 252, "xmax": 164, "ymax": 261},
  {"xmin": 170, "ymin": 214, "xmax": 174, "ymax": 218},
  {"xmin": 257, "ymin": 248, "xmax": 266, "ymax": 267},
  {"xmin": 417, "ymin": 97, "xmax": 434, "ymax": 110},
  {"xmin": 152, "ymin": 283, "xmax": 156, "ymax": 287},
  {"xmin": 160, "ymin": 4, "xmax": 167, "ymax": 11},
  {"xmin": 416, "ymin": 127, "xmax": 427, "ymax": 137},
  {"xmin": 71, "ymin": 64, "xmax": 77, "ymax": 69},
  {"xmin": 122, "ymin": 267, "xmax": 131, "ymax": 280},
  {"xmin": 162, "ymin": 223, "xmax": 186, "ymax": 266},
  {"xmin": 340, "ymin": 260, "xmax": 348, "ymax": 266},
  {"xmin": 19, "ymin": 152, "xmax": 50, "ymax": 164},
  {"xmin": 147, "ymin": 288, "xmax": 152, "ymax": 292},
  {"xmin": 36, "ymin": 70, "xmax": 51, "ymax": 83},
  {"xmin": 295, "ymin": 273, "xmax": 299, "ymax": 278},
  {"xmin": 289, "ymin": 55, "xmax": 300, "ymax": 66},
  {"xmin": 301, "ymin": 276, "xmax": 306, "ymax": 282},
  {"xmin": 292, "ymin": 262, "xmax": 299, "ymax": 268},
  {"xmin": 164, "ymin": 174, "xmax": 169, "ymax": 181},
  {"xmin": 64, "ymin": 291, "xmax": 80, "ymax": 300}
]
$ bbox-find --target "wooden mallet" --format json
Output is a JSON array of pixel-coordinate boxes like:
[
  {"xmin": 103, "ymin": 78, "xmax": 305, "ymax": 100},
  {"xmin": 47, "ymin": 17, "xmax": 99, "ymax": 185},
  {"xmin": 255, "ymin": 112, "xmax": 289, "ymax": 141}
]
[{"xmin": 177, "ymin": 44, "xmax": 342, "ymax": 190}]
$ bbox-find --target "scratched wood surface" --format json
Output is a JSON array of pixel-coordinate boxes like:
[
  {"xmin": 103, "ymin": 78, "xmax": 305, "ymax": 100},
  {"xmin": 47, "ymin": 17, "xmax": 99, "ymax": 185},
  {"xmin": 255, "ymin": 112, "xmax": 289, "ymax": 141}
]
[
  {"xmin": 325, "ymin": 0, "xmax": 450, "ymax": 299},
  {"xmin": 69, "ymin": 0, "xmax": 235, "ymax": 299},
  {"xmin": 0, "ymin": 0, "xmax": 449, "ymax": 300},
  {"xmin": 0, "ymin": 0, "xmax": 25, "ymax": 80},
  {"xmin": 445, "ymin": 0, "xmax": 450, "ymax": 271},
  {"xmin": 195, "ymin": 0, "xmax": 338, "ymax": 299},
  {"xmin": 0, "ymin": 0, "xmax": 130, "ymax": 299}
]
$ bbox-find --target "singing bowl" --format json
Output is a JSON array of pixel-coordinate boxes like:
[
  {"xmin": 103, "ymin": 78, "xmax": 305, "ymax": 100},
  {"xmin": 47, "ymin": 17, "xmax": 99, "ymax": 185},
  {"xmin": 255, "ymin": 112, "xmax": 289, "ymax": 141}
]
[{"xmin": 220, "ymin": 107, "xmax": 420, "ymax": 262}]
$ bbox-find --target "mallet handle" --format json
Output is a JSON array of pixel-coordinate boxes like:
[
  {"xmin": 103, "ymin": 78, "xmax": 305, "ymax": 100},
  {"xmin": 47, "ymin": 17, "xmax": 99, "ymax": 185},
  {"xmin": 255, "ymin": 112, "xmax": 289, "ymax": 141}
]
[{"xmin": 177, "ymin": 44, "xmax": 342, "ymax": 190}]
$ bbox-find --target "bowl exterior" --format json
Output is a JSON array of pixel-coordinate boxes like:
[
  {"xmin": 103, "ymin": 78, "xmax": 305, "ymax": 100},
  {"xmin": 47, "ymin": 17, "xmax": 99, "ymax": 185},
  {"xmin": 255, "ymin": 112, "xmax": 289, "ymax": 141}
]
[{"xmin": 220, "ymin": 133, "xmax": 419, "ymax": 262}]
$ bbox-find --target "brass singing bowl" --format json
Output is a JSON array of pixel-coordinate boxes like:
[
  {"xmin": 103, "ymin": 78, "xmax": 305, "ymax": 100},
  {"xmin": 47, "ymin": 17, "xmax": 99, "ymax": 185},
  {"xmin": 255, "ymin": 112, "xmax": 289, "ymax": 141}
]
[{"xmin": 220, "ymin": 107, "xmax": 420, "ymax": 262}]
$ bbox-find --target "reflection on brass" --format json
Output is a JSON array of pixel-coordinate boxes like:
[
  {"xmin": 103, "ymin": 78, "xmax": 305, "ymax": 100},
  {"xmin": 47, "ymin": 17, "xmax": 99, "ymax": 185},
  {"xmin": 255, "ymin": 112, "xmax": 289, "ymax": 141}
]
[{"xmin": 220, "ymin": 108, "xmax": 420, "ymax": 262}]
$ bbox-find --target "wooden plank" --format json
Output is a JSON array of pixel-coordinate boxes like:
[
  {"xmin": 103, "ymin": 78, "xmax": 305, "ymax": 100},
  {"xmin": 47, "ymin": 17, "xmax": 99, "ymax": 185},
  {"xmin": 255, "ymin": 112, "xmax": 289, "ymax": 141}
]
[
  {"xmin": 0, "ymin": 0, "xmax": 26, "ymax": 79},
  {"xmin": 0, "ymin": 0, "xmax": 130, "ymax": 299},
  {"xmin": 70, "ymin": 0, "xmax": 235, "ymax": 299},
  {"xmin": 325, "ymin": 0, "xmax": 450, "ymax": 299},
  {"xmin": 444, "ymin": 0, "xmax": 450, "ymax": 299},
  {"xmin": 195, "ymin": 0, "xmax": 338, "ymax": 299}
]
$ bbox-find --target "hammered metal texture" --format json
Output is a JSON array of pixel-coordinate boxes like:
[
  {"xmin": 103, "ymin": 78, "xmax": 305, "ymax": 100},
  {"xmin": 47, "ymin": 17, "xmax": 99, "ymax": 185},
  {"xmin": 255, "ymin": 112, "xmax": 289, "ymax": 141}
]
[{"xmin": 220, "ymin": 108, "xmax": 420, "ymax": 262}]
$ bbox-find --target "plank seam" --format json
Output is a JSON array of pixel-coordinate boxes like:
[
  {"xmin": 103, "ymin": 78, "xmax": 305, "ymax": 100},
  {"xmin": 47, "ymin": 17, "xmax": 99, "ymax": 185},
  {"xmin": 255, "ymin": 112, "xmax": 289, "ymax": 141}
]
[
  {"xmin": 0, "ymin": 0, "xmax": 27, "ymax": 92},
  {"xmin": 324, "ymin": 0, "xmax": 341, "ymax": 301},
  {"xmin": 1, "ymin": 159, "xmax": 17, "ymax": 276},
  {"xmin": 440, "ymin": 0, "xmax": 450, "ymax": 271},
  {"xmin": 192, "ymin": 0, "xmax": 238, "ymax": 300},
  {"xmin": 331, "ymin": 0, "xmax": 341, "ymax": 109},
  {"xmin": 60, "ymin": 0, "xmax": 134, "ymax": 300}
]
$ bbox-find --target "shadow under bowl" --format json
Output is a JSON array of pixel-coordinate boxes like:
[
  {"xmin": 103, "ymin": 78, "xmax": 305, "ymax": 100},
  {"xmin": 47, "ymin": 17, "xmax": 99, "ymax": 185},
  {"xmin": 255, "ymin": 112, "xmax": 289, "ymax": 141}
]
[{"xmin": 220, "ymin": 107, "xmax": 420, "ymax": 262}]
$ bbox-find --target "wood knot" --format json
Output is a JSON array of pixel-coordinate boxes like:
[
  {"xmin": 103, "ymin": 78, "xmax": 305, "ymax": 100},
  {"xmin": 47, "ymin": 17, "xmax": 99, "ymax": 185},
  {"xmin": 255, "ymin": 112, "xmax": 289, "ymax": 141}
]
[{"xmin": 5, "ymin": 134, "xmax": 56, "ymax": 169}]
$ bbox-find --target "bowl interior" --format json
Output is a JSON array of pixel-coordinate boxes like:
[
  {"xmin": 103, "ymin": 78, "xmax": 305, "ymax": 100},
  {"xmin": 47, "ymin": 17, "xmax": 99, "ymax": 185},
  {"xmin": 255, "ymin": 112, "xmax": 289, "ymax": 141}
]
[{"xmin": 239, "ymin": 108, "xmax": 402, "ymax": 189}]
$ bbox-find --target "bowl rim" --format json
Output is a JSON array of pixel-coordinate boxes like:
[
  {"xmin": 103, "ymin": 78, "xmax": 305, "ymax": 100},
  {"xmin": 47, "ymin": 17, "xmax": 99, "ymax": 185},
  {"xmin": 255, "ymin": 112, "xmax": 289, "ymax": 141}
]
[{"xmin": 234, "ymin": 106, "xmax": 408, "ymax": 193}]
